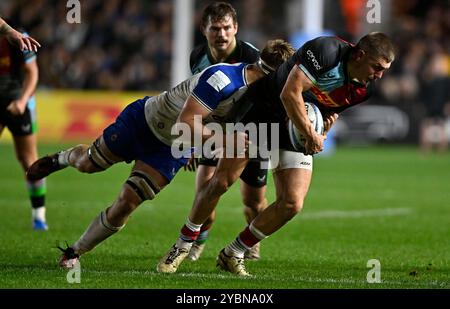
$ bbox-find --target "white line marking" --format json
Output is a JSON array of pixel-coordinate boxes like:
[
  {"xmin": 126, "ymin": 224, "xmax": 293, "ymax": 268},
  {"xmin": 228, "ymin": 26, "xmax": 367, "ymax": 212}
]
[{"xmin": 299, "ymin": 207, "xmax": 412, "ymax": 220}]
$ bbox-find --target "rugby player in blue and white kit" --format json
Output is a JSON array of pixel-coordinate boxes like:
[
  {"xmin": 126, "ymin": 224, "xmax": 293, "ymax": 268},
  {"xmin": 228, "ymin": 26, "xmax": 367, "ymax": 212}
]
[
  {"xmin": 26, "ymin": 40, "xmax": 294, "ymax": 268},
  {"xmin": 161, "ymin": 32, "xmax": 396, "ymax": 276}
]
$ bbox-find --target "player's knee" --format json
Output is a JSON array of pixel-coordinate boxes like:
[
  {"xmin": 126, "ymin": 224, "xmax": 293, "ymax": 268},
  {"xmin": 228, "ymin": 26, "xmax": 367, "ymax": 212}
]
[
  {"xmin": 209, "ymin": 177, "xmax": 230, "ymax": 196},
  {"xmin": 116, "ymin": 186, "xmax": 142, "ymax": 212},
  {"xmin": 73, "ymin": 154, "xmax": 98, "ymax": 173},
  {"xmin": 242, "ymin": 195, "xmax": 266, "ymax": 211},
  {"xmin": 279, "ymin": 196, "xmax": 305, "ymax": 220},
  {"xmin": 124, "ymin": 170, "xmax": 161, "ymax": 204}
]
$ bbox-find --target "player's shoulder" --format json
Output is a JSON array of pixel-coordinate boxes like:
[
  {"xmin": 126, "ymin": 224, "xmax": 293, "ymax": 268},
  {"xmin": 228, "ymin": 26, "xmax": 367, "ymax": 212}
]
[
  {"xmin": 190, "ymin": 43, "xmax": 208, "ymax": 68},
  {"xmin": 298, "ymin": 36, "xmax": 352, "ymax": 75},
  {"xmin": 199, "ymin": 62, "xmax": 246, "ymax": 82},
  {"xmin": 303, "ymin": 36, "xmax": 351, "ymax": 61},
  {"xmin": 236, "ymin": 40, "xmax": 260, "ymax": 62},
  {"xmin": 238, "ymin": 40, "xmax": 259, "ymax": 54}
]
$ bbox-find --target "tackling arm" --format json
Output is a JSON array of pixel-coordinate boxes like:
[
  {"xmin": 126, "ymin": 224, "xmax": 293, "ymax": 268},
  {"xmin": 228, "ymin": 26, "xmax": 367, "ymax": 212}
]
[{"xmin": 177, "ymin": 95, "xmax": 215, "ymax": 144}]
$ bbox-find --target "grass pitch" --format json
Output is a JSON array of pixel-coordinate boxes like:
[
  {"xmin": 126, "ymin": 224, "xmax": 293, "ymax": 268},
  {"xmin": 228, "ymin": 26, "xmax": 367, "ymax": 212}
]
[{"xmin": 0, "ymin": 143, "xmax": 449, "ymax": 289}]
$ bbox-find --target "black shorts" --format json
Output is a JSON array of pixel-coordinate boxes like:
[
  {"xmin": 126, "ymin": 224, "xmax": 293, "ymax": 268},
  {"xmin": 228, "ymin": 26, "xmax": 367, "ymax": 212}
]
[
  {"xmin": 198, "ymin": 157, "xmax": 268, "ymax": 188},
  {"xmin": 0, "ymin": 103, "xmax": 34, "ymax": 136}
]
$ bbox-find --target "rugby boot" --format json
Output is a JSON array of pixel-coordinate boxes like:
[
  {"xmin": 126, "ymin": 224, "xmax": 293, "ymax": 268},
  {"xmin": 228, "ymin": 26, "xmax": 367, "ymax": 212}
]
[
  {"xmin": 244, "ymin": 242, "xmax": 260, "ymax": 260},
  {"xmin": 187, "ymin": 242, "xmax": 206, "ymax": 261},
  {"xmin": 27, "ymin": 153, "xmax": 65, "ymax": 181},
  {"xmin": 216, "ymin": 249, "xmax": 251, "ymax": 276},
  {"xmin": 57, "ymin": 244, "xmax": 80, "ymax": 269},
  {"xmin": 156, "ymin": 244, "xmax": 189, "ymax": 273}
]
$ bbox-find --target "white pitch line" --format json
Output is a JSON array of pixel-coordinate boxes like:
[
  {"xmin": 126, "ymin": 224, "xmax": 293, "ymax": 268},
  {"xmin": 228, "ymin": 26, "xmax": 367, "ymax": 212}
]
[
  {"xmin": 299, "ymin": 207, "xmax": 412, "ymax": 220},
  {"xmin": 45, "ymin": 268, "xmax": 445, "ymax": 288}
]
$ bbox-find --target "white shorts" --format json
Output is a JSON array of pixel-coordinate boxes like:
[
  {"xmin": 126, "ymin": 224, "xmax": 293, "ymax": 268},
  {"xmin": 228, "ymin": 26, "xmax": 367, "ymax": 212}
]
[{"xmin": 271, "ymin": 150, "xmax": 313, "ymax": 172}]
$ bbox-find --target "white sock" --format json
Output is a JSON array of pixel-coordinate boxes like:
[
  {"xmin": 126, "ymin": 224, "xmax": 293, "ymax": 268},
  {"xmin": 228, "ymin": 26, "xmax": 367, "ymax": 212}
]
[
  {"xmin": 176, "ymin": 218, "xmax": 202, "ymax": 250},
  {"xmin": 225, "ymin": 238, "xmax": 249, "ymax": 259},
  {"xmin": 32, "ymin": 207, "xmax": 46, "ymax": 221},
  {"xmin": 72, "ymin": 211, "xmax": 124, "ymax": 255},
  {"xmin": 185, "ymin": 218, "xmax": 202, "ymax": 232},
  {"xmin": 176, "ymin": 238, "xmax": 194, "ymax": 251}
]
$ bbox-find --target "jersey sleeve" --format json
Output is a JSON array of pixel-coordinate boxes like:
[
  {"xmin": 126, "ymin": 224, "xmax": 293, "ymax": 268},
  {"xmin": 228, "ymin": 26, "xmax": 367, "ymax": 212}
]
[
  {"xmin": 189, "ymin": 44, "xmax": 205, "ymax": 74},
  {"xmin": 191, "ymin": 67, "xmax": 232, "ymax": 111},
  {"xmin": 22, "ymin": 32, "xmax": 36, "ymax": 63},
  {"xmin": 296, "ymin": 36, "xmax": 342, "ymax": 84},
  {"xmin": 239, "ymin": 40, "xmax": 260, "ymax": 63}
]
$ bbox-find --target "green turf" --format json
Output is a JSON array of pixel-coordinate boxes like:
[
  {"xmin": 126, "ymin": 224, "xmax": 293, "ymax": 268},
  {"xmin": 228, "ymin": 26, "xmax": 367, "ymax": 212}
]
[{"xmin": 0, "ymin": 143, "xmax": 448, "ymax": 289}]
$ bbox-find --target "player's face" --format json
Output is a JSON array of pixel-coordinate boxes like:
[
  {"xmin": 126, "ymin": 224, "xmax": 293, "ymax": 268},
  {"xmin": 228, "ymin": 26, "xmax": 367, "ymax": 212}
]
[
  {"xmin": 203, "ymin": 15, "xmax": 238, "ymax": 52},
  {"xmin": 354, "ymin": 51, "xmax": 391, "ymax": 84}
]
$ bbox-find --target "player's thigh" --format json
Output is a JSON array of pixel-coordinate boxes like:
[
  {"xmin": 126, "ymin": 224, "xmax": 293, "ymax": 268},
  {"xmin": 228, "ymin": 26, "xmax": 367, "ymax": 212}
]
[
  {"xmin": 239, "ymin": 161, "xmax": 268, "ymax": 206},
  {"xmin": 272, "ymin": 150, "xmax": 313, "ymax": 202}
]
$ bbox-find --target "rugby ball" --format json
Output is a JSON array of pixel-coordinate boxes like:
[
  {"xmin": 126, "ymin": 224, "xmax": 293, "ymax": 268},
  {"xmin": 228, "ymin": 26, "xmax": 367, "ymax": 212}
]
[{"xmin": 288, "ymin": 102, "xmax": 324, "ymax": 152}]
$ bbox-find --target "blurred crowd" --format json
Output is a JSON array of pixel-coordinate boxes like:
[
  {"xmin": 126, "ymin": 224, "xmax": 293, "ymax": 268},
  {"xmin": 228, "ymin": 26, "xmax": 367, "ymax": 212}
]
[
  {"xmin": 2, "ymin": 0, "xmax": 173, "ymax": 90},
  {"xmin": 1, "ymin": 0, "xmax": 289, "ymax": 91},
  {"xmin": 1, "ymin": 0, "xmax": 449, "ymax": 147},
  {"xmin": 377, "ymin": 1, "xmax": 450, "ymax": 150}
]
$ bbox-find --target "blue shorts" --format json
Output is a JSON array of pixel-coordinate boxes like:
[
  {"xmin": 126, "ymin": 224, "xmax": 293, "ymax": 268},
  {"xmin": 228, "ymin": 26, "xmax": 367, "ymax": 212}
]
[{"xmin": 102, "ymin": 97, "xmax": 188, "ymax": 182}]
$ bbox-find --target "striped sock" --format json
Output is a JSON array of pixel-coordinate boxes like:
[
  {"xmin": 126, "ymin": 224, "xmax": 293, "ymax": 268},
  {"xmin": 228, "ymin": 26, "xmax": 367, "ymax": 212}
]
[
  {"xmin": 27, "ymin": 179, "xmax": 46, "ymax": 220},
  {"xmin": 195, "ymin": 223, "xmax": 212, "ymax": 244},
  {"xmin": 225, "ymin": 223, "xmax": 268, "ymax": 258},
  {"xmin": 176, "ymin": 218, "xmax": 202, "ymax": 250}
]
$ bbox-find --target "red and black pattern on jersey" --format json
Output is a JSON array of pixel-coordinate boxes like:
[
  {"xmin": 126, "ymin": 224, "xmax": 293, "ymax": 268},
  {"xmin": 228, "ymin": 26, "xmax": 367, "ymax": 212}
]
[
  {"xmin": 233, "ymin": 36, "xmax": 374, "ymax": 125},
  {"xmin": 0, "ymin": 33, "xmax": 37, "ymax": 104}
]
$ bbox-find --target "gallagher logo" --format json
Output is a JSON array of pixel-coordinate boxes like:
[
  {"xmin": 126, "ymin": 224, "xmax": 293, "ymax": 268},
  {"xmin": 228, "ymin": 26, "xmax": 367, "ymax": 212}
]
[{"xmin": 306, "ymin": 50, "xmax": 322, "ymax": 71}]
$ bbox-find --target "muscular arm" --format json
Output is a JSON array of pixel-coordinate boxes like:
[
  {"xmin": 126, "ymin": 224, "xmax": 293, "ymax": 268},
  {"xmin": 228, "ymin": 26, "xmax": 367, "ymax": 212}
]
[
  {"xmin": 177, "ymin": 95, "xmax": 214, "ymax": 144},
  {"xmin": 280, "ymin": 65, "xmax": 325, "ymax": 154}
]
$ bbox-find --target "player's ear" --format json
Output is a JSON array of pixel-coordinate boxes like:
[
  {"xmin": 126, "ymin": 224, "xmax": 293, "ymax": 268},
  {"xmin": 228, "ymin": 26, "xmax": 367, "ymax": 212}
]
[{"xmin": 354, "ymin": 48, "xmax": 365, "ymax": 61}]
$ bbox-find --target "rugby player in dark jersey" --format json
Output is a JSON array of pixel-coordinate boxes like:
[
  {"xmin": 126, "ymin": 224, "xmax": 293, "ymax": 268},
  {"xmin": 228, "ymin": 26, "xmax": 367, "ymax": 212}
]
[
  {"xmin": 0, "ymin": 26, "xmax": 47, "ymax": 230},
  {"xmin": 186, "ymin": 2, "xmax": 267, "ymax": 262},
  {"xmin": 176, "ymin": 32, "xmax": 395, "ymax": 276}
]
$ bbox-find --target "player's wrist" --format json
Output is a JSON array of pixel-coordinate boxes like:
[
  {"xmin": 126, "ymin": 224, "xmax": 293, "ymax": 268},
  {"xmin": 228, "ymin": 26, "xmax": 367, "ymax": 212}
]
[{"xmin": 0, "ymin": 23, "xmax": 14, "ymax": 35}]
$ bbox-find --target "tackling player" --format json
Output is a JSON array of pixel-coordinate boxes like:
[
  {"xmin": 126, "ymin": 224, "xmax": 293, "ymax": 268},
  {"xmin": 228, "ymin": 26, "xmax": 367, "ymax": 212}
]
[
  {"xmin": 187, "ymin": 2, "xmax": 267, "ymax": 262},
  {"xmin": 26, "ymin": 40, "xmax": 294, "ymax": 269}
]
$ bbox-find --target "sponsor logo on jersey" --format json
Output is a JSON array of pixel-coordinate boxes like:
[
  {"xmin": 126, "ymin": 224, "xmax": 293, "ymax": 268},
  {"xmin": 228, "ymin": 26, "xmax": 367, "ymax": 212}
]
[
  {"xmin": 306, "ymin": 50, "xmax": 322, "ymax": 71},
  {"xmin": 206, "ymin": 70, "xmax": 231, "ymax": 92},
  {"xmin": 310, "ymin": 86, "xmax": 341, "ymax": 107},
  {"xmin": 21, "ymin": 124, "xmax": 31, "ymax": 132}
]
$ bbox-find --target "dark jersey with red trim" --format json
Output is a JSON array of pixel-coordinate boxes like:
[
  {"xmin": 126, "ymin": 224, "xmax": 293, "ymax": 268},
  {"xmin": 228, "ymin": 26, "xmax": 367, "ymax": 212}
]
[
  {"xmin": 0, "ymin": 32, "xmax": 37, "ymax": 104},
  {"xmin": 237, "ymin": 36, "xmax": 373, "ymax": 125},
  {"xmin": 190, "ymin": 39, "xmax": 259, "ymax": 74}
]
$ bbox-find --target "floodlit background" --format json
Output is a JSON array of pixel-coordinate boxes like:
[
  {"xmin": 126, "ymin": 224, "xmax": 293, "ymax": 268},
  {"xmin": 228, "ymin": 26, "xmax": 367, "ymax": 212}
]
[
  {"xmin": 0, "ymin": 0, "xmax": 449, "ymax": 146},
  {"xmin": 0, "ymin": 0, "xmax": 449, "ymax": 289}
]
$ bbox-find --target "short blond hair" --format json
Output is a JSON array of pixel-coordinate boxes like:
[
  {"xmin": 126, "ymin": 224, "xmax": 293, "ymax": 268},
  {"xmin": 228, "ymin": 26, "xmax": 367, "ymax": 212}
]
[{"xmin": 260, "ymin": 39, "xmax": 295, "ymax": 71}]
